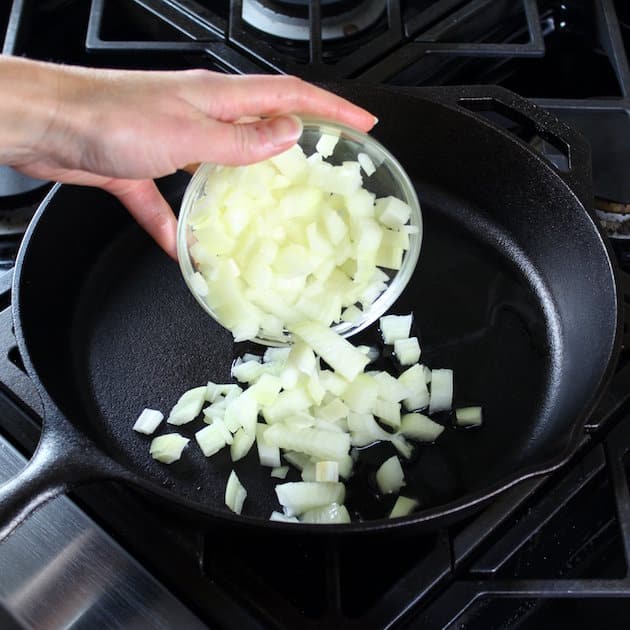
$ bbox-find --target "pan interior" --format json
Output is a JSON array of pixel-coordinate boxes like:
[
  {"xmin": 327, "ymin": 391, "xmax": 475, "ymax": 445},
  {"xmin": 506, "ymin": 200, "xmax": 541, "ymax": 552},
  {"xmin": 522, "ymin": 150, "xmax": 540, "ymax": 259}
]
[
  {"xmin": 14, "ymin": 89, "xmax": 618, "ymax": 525},
  {"xmin": 67, "ymin": 179, "xmax": 558, "ymax": 521}
]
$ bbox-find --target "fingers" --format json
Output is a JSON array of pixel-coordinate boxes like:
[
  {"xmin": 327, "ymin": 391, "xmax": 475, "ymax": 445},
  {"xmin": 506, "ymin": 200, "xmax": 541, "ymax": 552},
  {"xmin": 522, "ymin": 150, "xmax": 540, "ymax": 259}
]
[
  {"xmin": 187, "ymin": 72, "xmax": 377, "ymax": 132},
  {"xmin": 103, "ymin": 178, "xmax": 178, "ymax": 260},
  {"xmin": 180, "ymin": 115, "xmax": 303, "ymax": 166}
]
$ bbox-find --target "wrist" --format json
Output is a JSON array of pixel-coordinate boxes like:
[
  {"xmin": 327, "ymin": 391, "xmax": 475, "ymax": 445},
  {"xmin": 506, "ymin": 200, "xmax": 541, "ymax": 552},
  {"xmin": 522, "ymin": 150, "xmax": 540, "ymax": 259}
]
[{"xmin": 0, "ymin": 56, "xmax": 69, "ymax": 166}]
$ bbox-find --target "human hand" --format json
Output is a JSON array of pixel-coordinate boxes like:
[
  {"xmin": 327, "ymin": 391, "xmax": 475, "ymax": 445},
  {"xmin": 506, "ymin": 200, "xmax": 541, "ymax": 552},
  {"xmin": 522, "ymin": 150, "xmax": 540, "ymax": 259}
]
[{"xmin": 0, "ymin": 57, "xmax": 376, "ymax": 258}]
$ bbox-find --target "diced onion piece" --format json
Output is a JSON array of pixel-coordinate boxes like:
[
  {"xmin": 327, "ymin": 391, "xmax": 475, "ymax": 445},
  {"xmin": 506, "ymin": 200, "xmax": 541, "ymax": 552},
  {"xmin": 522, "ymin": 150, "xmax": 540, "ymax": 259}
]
[
  {"xmin": 315, "ymin": 461, "xmax": 339, "ymax": 482},
  {"xmin": 190, "ymin": 271, "xmax": 208, "ymax": 296},
  {"xmin": 262, "ymin": 387, "xmax": 312, "ymax": 424},
  {"xmin": 319, "ymin": 370, "xmax": 349, "ymax": 397},
  {"xmin": 247, "ymin": 373, "xmax": 282, "ymax": 406},
  {"xmin": 270, "ymin": 144, "xmax": 308, "ymax": 178},
  {"xmin": 314, "ymin": 397, "xmax": 349, "ymax": 423},
  {"xmin": 256, "ymin": 423, "xmax": 281, "ymax": 468},
  {"xmin": 342, "ymin": 373, "xmax": 378, "ymax": 413},
  {"xmin": 371, "ymin": 371, "xmax": 410, "ymax": 403},
  {"xmin": 242, "ymin": 353, "xmax": 262, "ymax": 363},
  {"xmin": 379, "ymin": 314, "xmax": 413, "ymax": 345},
  {"xmin": 290, "ymin": 321, "xmax": 369, "ymax": 382},
  {"xmin": 391, "ymin": 434, "xmax": 414, "ymax": 459},
  {"xmin": 149, "ymin": 434, "xmax": 189, "ymax": 464},
  {"xmin": 357, "ymin": 152, "xmax": 376, "ymax": 176},
  {"xmin": 301, "ymin": 502, "xmax": 351, "ymax": 524},
  {"xmin": 264, "ymin": 424, "xmax": 350, "ymax": 461},
  {"xmin": 315, "ymin": 131, "xmax": 340, "ymax": 158},
  {"xmin": 429, "ymin": 368, "xmax": 454, "ymax": 414},
  {"xmin": 341, "ymin": 305, "xmax": 363, "ymax": 324},
  {"xmin": 398, "ymin": 364, "xmax": 430, "ymax": 411},
  {"xmin": 423, "ymin": 365, "xmax": 432, "ymax": 384},
  {"xmin": 225, "ymin": 470, "xmax": 247, "ymax": 514},
  {"xmin": 455, "ymin": 406, "xmax": 483, "ymax": 426},
  {"xmin": 389, "ymin": 496, "xmax": 419, "ymax": 518},
  {"xmin": 264, "ymin": 346, "xmax": 291, "ymax": 364},
  {"xmin": 373, "ymin": 399, "xmax": 401, "ymax": 429},
  {"xmin": 224, "ymin": 393, "xmax": 259, "ymax": 435},
  {"xmin": 357, "ymin": 345, "xmax": 380, "ymax": 363},
  {"xmin": 283, "ymin": 451, "xmax": 311, "ymax": 471},
  {"xmin": 375, "ymin": 196, "xmax": 412, "ymax": 229},
  {"xmin": 133, "ymin": 408, "xmax": 164, "ymax": 435},
  {"xmin": 167, "ymin": 386, "xmax": 207, "ymax": 425},
  {"xmin": 376, "ymin": 456, "xmax": 405, "ymax": 494},
  {"xmin": 275, "ymin": 482, "xmax": 345, "ymax": 517},
  {"xmin": 271, "ymin": 465, "xmax": 290, "ymax": 479},
  {"xmin": 270, "ymin": 511, "xmax": 299, "ymax": 523},
  {"xmin": 231, "ymin": 428, "xmax": 256, "ymax": 461},
  {"xmin": 195, "ymin": 423, "xmax": 228, "ymax": 457},
  {"xmin": 289, "ymin": 341, "xmax": 318, "ymax": 375},
  {"xmin": 348, "ymin": 412, "xmax": 392, "ymax": 444},
  {"xmin": 393, "ymin": 337, "xmax": 421, "ymax": 366},
  {"xmin": 301, "ymin": 462, "xmax": 316, "ymax": 482},
  {"xmin": 400, "ymin": 412, "xmax": 444, "ymax": 442},
  {"xmin": 231, "ymin": 360, "xmax": 263, "ymax": 383}
]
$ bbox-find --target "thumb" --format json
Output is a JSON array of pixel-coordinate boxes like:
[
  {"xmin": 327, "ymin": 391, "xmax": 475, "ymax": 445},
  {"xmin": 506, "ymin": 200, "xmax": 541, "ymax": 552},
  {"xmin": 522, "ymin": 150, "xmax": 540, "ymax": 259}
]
[
  {"xmin": 200, "ymin": 115, "xmax": 303, "ymax": 166},
  {"xmin": 102, "ymin": 178, "xmax": 178, "ymax": 260}
]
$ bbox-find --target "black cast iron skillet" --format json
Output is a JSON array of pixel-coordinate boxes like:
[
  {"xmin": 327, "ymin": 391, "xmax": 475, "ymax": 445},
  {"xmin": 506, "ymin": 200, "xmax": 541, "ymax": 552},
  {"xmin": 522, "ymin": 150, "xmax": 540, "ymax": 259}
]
[{"xmin": 0, "ymin": 85, "xmax": 621, "ymax": 539}]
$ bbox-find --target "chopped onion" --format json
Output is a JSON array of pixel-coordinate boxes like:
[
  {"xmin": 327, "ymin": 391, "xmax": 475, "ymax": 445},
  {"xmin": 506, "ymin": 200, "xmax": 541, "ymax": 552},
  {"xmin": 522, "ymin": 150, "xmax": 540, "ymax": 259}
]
[
  {"xmin": 264, "ymin": 346, "xmax": 291, "ymax": 364},
  {"xmin": 373, "ymin": 399, "xmax": 401, "ymax": 429},
  {"xmin": 398, "ymin": 364, "xmax": 429, "ymax": 411},
  {"xmin": 393, "ymin": 337, "xmax": 421, "ymax": 366},
  {"xmin": 455, "ymin": 406, "xmax": 483, "ymax": 426},
  {"xmin": 190, "ymin": 271, "xmax": 208, "ymax": 296},
  {"xmin": 256, "ymin": 423, "xmax": 281, "ymax": 468},
  {"xmin": 371, "ymin": 371, "xmax": 410, "ymax": 403},
  {"xmin": 225, "ymin": 470, "xmax": 247, "ymax": 514},
  {"xmin": 264, "ymin": 424, "xmax": 350, "ymax": 461},
  {"xmin": 315, "ymin": 131, "xmax": 340, "ymax": 158},
  {"xmin": 315, "ymin": 460, "xmax": 339, "ymax": 482},
  {"xmin": 376, "ymin": 456, "xmax": 405, "ymax": 494},
  {"xmin": 271, "ymin": 465, "xmax": 290, "ymax": 479},
  {"xmin": 224, "ymin": 393, "xmax": 258, "ymax": 435},
  {"xmin": 301, "ymin": 502, "xmax": 350, "ymax": 524},
  {"xmin": 429, "ymin": 368, "xmax": 453, "ymax": 414},
  {"xmin": 230, "ymin": 428, "xmax": 256, "ymax": 462},
  {"xmin": 195, "ymin": 423, "xmax": 228, "ymax": 457},
  {"xmin": 319, "ymin": 370, "xmax": 349, "ymax": 397},
  {"xmin": 342, "ymin": 373, "xmax": 378, "ymax": 413},
  {"xmin": 166, "ymin": 386, "xmax": 207, "ymax": 425},
  {"xmin": 275, "ymin": 481, "xmax": 345, "ymax": 517},
  {"xmin": 133, "ymin": 408, "xmax": 164, "ymax": 435},
  {"xmin": 375, "ymin": 196, "xmax": 412, "ymax": 229},
  {"xmin": 270, "ymin": 511, "xmax": 299, "ymax": 523},
  {"xmin": 379, "ymin": 314, "xmax": 413, "ymax": 345},
  {"xmin": 389, "ymin": 496, "xmax": 419, "ymax": 518},
  {"xmin": 314, "ymin": 397, "xmax": 349, "ymax": 423},
  {"xmin": 283, "ymin": 451, "xmax": 311, "ymax": 471},
  {"xmin": 290, "ymin": 321, "xmax": 369, "ymax": 382},
  {"xmin": 400, "ymin": 413, "xmax": 444, "ymax": 442},
  {"xmin": 357, "ymin": 152, "xmax": 376, "ymax": 176},
  {"xmin": 150, "ymin": 434, "xmax": 189, "ymax": 464}
]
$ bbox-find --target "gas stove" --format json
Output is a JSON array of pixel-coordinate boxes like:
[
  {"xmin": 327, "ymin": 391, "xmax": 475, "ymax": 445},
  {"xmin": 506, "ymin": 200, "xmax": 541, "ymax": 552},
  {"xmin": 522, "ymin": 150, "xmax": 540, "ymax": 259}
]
[{"xmin": 1, "ymin": 1, "xmax": 630, "ymax": 628}]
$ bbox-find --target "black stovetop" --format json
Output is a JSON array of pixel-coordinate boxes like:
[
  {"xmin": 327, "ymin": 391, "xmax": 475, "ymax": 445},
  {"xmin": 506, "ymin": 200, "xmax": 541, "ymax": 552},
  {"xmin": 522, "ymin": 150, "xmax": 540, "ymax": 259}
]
[{"xmin": 1, "ymin": 2, "xmax": 630, "ymax": 628}]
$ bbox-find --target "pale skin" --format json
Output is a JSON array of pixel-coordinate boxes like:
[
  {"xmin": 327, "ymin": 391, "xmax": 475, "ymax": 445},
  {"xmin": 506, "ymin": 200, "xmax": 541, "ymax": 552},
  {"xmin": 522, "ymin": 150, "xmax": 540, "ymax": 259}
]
[{"xmin": 0, "ymin": 56, "xmax": 376, "ymax": 259}]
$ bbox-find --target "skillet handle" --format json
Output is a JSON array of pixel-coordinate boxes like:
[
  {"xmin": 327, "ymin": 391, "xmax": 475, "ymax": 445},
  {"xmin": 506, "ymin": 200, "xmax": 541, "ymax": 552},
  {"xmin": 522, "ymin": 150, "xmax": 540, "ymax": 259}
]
[
  {"xmin": 0, "ymin": 404, "xmax": 132, "ymax": 542},
  {"xmin": 424, "ymin": 85, "xmax": 593, "ymax": 211}
]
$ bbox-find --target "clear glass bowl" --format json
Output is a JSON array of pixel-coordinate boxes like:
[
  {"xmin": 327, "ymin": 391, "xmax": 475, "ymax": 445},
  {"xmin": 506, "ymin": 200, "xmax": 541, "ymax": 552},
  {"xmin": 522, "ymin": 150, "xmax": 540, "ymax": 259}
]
[{"xmin": 177, "ymin": 118, "xmax": 422, "ymax": 346}]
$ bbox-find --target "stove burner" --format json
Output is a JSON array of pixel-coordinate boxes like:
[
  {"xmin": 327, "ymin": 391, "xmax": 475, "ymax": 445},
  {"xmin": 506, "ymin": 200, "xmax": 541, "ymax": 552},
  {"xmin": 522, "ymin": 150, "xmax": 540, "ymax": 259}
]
[{"xmin": 241, "ymin": 0, "xmax": 384, "ymax": 41}]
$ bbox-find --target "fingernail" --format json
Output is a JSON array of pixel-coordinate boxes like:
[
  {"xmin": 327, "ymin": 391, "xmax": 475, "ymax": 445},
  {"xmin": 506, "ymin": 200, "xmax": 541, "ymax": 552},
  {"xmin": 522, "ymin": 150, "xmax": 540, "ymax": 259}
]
[
  {"xmin": 269, "ymin": 115, "xmax": 303, "ymax": 146},
  {"xmin": 373, "ymin": 116, "xmax": 379, "ymax": 126}
]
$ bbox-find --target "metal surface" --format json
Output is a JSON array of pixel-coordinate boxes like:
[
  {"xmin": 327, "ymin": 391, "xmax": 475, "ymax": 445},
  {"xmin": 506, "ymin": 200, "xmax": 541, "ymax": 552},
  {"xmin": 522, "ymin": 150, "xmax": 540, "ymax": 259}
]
[{"xmin": 0, "ymin": 436, "xmax": 206, "ymax": 629}]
